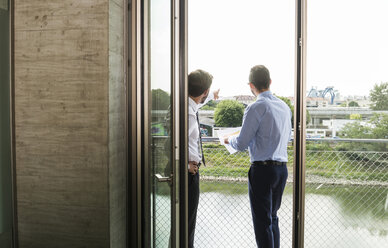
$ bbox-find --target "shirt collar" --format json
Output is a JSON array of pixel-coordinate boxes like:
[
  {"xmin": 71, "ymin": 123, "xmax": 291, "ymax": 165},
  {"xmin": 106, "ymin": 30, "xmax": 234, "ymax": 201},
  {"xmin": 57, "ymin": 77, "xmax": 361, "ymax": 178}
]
[
  {"xmin": 257, "ymin": 90, "xmax": 272, "ymax": 100},
  {"xmin": 188, "ymin": 97, "xmax": 198, "ymax": 113}
]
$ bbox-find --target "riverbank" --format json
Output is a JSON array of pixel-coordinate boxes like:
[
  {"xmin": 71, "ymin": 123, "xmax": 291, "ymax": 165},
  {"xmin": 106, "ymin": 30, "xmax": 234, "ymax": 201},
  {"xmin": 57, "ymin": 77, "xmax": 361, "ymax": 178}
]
[{"xmin": 201, "ymin": 174, "xmax": 388, "ymax": 186}]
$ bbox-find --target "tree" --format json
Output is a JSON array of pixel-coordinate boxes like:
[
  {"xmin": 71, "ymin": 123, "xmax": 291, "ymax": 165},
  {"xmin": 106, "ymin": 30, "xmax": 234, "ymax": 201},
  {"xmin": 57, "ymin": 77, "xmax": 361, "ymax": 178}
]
[
  {"xmin": 151, "ymin": 89, "xmax": 170, "ymax": 110},
  {"xmin": 369, "ymin": 113, "xmax": 388, "ymax": 139},
  {"xmin": 349, "ymin": 114, "xmax": 362, "ymax": 120},
  {"xmin": 201, "ymin": 100, "xmax": 218, "ymax": 110},
  {"xmin": 276, "ymin": 95, "xmax": 311, "ymax": 125},
  {"xmin": 214, "ymin": 100, "xmax": 245, "ymax": 127},
  {"xmin": 348, "ymin": 101, "xmax": 359, "ymax": 107},
  {"xmin": 338, "ymin": 113, "xmax": 388, "ymax": 151},
  {"xmin": 369, "ymin": 82, "xmax": 388, "ymax": 110},
  {"xmin": 339, "ymin": 122, "xmax": 371, "ymax": 139}
]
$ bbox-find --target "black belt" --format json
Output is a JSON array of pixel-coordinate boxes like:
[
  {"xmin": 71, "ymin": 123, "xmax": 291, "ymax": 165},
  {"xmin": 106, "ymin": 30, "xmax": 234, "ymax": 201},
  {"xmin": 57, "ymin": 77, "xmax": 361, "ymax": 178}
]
[{"xmin": 253, "ymin": 160, "xmax": 286, "ymax": 166}]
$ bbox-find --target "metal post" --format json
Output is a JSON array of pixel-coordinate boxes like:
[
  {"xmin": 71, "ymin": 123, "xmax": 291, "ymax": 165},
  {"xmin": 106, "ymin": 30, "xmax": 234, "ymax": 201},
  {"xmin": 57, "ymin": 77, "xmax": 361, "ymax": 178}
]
[
  {"xmin": 293, "ymin": 0, "xmax": 307, "ymax": 247},
  {"xmin": 178, "ymin": 0, "xmax": 188, "ymax": 247}
]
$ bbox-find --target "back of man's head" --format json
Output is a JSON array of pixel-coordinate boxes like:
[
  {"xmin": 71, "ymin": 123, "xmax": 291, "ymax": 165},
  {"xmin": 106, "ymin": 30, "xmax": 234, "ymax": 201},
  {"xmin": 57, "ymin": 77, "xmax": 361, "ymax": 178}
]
[
  {"xmin": 249, "ymin": 65, "xmax": 271, "ymax": 91},
  {"xmin": 188, "ymin": 69, "xmax": 213, "ymax": 97}
]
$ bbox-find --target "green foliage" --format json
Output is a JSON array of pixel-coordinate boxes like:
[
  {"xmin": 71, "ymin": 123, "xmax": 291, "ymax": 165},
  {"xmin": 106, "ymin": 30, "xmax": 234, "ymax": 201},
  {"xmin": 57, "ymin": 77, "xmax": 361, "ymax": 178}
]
[
  {"xmin": 349, "ymin": 114, "xmax": 362, "ymax": 120},
  {"xmin": 201, "ymin": 100, "xmax": 218, "ymax": 110},
  {"xmin": 276, "ymin": 95, "xmax": 294, "ymax": 124},
  {"xmin": 348, "ymin": 101, "xmax": 359, "ymax": 107},
  {"xmin": 200, "ymin": 105, "xmax": 213, "ymax": 110},
  {"xmin": 340, "ymin": 113, "xmax": 388, "ymax": 140},
  {"xmin": 306, "ymin": 142, "xmax": 333, "ymax": 151},
  {"xmin": 340, "ymin": 122, "xmax": 371, "ymax": 139},
  {"xmin": 203, "ymin": 143, "xmax": 223, "ymax": 148},
  {"xmin": 214, "ymin": 100, "xmax": 245, "ymax": 127},
  {"xmin": 151, "ymin": 89, "xmax": 170, "ymax": 110},
  {"xmin": 201, "ymin": 145, "xmax": 387, "ymax": 182},
  {"xmin": 276, "ymin": 95, "xmax": 311, "ymax": 125},
  {"xmin": 369, "ymin": 82, "xmax": 388, "ymax": 110},
  {"xmin": 338, "ymin": 113, "xmax": 388, "ymax": 151}
]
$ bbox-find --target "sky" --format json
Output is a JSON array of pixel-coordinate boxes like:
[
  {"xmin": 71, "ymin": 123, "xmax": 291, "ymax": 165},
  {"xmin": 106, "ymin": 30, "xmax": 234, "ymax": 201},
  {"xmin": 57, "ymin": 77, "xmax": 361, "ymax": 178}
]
[
  {"xmin": 150, "ymin": 0, "xmax": 388, "ymax": 99},
  {"xmin": 188, "ymin": 0, "xmax": 388, "ymax": 98}
]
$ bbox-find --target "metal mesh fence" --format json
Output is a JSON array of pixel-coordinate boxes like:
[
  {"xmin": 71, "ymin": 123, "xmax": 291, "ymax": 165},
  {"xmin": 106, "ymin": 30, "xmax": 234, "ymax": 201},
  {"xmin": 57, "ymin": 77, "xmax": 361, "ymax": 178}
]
[
  {"xmin": 152, "ymin": 138, "xmax": 388, "ymax": 247},
  {"xmin": 196, "ymin": 145, "xmax": 293, "ymax": 248},
  {"xmin": 196, "ymin": 139, "xmax": 388, "ymax": 248},
  {"xmin": 152, "ymin": 137, "xmax": 172, "ymax": 247}
]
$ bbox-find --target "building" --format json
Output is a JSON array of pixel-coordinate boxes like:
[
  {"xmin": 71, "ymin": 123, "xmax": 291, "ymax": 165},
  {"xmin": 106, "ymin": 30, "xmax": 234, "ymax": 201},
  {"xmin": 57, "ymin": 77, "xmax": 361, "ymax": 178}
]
[{"xmin": 233, "ymin": 95, "xmax": 256, "ymax": 106}]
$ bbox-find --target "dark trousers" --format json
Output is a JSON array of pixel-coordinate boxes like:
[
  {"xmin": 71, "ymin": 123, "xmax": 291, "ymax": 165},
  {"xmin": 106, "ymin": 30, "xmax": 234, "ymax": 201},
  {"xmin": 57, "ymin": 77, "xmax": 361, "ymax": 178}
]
[
  {"xmin": 188, "ymin": 172, "xmax": 200, "ymax": 248},
  {"xmin": 248, "ymin": 163, "xmax": 288, "ymax": 248}
]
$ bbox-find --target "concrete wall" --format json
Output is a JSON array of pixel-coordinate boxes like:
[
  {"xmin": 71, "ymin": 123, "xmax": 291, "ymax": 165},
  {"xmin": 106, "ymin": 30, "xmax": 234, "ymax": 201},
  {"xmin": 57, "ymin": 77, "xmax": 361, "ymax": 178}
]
[
  {"xmin": 108, "ymin": 0, "xmax": 127, "ymax": 247},
  {"xmin": 14, "ymin": 0, "xmax": 126, "ymax": 247}
]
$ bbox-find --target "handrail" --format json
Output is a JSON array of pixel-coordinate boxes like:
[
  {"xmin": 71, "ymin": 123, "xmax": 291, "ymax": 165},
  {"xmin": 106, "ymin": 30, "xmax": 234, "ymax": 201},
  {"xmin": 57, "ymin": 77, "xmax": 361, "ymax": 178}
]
[
  {"xmin": 152, "ymin": 135, "xmax": 388, "ymax": 143},
  {"xmin": 201, "ymin": 137, "xmax": 388, "ymax": 143}
]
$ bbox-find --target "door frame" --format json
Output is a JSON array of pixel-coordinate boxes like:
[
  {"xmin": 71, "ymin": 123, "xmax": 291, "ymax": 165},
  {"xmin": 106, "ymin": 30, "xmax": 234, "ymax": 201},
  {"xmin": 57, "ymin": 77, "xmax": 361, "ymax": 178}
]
[
  {"xmin": 129, "ymin": 0, "xmax": 307, "ymax": 247},
  {"xmin": 128, "ymin": 0, "xmax": 188, "ymax": 247},
  {"xmin": 293, "ymin": 0, "xmax": 307, "ymax": 248}
]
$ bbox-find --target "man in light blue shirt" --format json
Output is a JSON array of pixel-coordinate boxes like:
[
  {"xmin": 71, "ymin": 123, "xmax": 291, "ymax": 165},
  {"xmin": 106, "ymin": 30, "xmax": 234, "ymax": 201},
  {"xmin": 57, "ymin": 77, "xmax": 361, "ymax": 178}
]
[{"xmin": 225, "ymin": 65, "xmax": 292, "ymax": 248}]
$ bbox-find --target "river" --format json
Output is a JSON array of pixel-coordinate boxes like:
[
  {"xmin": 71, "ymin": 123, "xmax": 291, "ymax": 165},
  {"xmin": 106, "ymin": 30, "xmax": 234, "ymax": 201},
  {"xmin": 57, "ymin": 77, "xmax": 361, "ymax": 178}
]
[{"xmin": 153, "ymin": 182, "xmax": 388, "ymax": 247}]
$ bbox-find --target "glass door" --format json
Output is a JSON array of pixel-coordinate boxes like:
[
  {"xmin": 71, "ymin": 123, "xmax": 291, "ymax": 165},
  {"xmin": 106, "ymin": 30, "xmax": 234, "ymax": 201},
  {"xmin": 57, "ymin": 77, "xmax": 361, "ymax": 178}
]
[
  {"xmin": 149, "ymin": 0, "xmax": 174, "ymax": 246},
  {"xmin": 188, "ymin": 0, "xmax": 295, "ymax": 247},
  {"xmin": 304, "ymin": 0, "xmax": 388, "ymax": 247},
  {"xmin": 143, "ymin": 0, "xmax": 186, "ymax": 247},
  {"xmin": 0, "ymin": 1, "xmax": 13, "ymax": 247}
]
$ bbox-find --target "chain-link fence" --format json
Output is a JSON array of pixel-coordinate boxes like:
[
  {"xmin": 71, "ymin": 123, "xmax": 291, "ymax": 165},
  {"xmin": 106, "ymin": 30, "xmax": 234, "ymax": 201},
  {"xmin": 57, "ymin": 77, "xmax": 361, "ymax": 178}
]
[
  {"xmin": 152, "ymin": 137, "xmax": 388, "ymax": 247},
  {"xmin": 196, "ymin": 139, "xmax": 388, "ymax": 248}
]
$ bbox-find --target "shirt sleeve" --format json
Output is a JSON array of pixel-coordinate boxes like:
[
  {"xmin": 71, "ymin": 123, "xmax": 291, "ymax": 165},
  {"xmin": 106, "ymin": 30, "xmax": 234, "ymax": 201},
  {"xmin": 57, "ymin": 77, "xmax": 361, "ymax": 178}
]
[
  {"xmin": 288, "ymin": 109, "xmax": 293, "ymax": 142},
  {"xmin": 188, "ymin": 113, "xmax": 197, "ymax": 139},
  {"xmin": 188, "ymin": 113, "xmax": 201, "ymax": 162},
  {"xmin": 228, "ymin": 104, "xmax": 262, "ymax": 151}
]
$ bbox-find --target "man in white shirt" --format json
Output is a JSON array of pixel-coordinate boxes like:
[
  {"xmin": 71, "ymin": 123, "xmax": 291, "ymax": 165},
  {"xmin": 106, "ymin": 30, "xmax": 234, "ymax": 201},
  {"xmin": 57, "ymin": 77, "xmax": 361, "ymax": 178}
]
[{"xmin": 187, "ymin": 69, "xmax": 219, "ymax": 248}]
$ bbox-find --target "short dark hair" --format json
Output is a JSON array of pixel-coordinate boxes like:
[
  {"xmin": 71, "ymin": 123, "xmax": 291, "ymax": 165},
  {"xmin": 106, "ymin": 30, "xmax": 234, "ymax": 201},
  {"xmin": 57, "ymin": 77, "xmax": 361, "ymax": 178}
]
[
  {"xmin": 188, "ymin": 69, "xmax": 213, "ymax": 97},
  {"xmin": 249, "ymin": 65, "xmax": 271, "ymax": 91}
]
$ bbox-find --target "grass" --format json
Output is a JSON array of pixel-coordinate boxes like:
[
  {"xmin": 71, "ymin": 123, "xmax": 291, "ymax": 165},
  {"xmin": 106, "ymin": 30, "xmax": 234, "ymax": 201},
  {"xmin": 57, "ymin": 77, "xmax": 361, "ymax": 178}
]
[
  {"xmin": 152, "ymin": 139, "xmax": 388, "ymax": 182},
  {"xmin": 201, "ymin": 144, "xmax": 388, "ymax": 182}
]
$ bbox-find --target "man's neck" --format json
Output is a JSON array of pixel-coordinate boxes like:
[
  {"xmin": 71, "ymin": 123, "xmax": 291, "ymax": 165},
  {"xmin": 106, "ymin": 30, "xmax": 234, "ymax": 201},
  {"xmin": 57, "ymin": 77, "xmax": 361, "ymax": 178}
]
[
  {"xmin": 257, "ymin": 88, "xmax": 270, "ymax": 95},
  {"xmin": 189, "ymin": 95, "xmax": 201, "ymax": 104},
  {"xmin": 253, "ymin": 88, "xmax": 270, "ymax": 97}
]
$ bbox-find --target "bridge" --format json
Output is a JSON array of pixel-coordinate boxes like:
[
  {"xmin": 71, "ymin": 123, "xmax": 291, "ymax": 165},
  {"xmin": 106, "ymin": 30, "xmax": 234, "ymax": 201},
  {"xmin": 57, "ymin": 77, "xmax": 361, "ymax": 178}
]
[{"xmin": 307, "ymin": 87, "xmax": 337, "ymax": 104}]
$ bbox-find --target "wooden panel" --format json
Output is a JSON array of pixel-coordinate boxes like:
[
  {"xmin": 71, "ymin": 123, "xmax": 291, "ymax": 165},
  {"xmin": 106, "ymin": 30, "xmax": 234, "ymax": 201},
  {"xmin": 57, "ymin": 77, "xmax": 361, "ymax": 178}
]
[
  {"xmin": 14, "ymin": 0, "xmax": 110, "ymax": 247},
  {"xmin": 108, "ymin": 0, "xmax": 127, "ymax": 247}
]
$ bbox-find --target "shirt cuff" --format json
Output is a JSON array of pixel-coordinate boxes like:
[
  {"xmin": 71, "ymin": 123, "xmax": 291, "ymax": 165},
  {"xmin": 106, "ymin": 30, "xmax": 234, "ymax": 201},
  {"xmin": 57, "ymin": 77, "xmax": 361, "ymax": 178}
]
[{"xmin": 228, "ymin": 136, "xmax": 235, "ymax": 148}]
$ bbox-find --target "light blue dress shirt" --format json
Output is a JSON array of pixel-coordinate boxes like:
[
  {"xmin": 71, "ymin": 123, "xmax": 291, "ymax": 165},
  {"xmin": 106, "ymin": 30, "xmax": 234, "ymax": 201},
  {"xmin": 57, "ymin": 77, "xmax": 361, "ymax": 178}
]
[{"xmin": 228, "ymin": 91, "xmax": 292, "ymax": 163}]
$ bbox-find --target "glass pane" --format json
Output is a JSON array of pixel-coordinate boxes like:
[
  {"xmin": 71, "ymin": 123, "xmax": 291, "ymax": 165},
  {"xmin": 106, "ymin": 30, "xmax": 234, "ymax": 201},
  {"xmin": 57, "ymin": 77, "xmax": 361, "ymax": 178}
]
[
  {"xmin": 306, "ymin": 1, "xmax": 388, "ymax": 247},
  {"xmin": 149, "ymin": 0, "xmax": 172, "ymax": 247},
  {"xmin": 0, "ymin": 6, "xmax": 12, "ymax": 248},
  {"xmin": 189, "ymin": 0, "xmax": 295, "ymax": 247}
]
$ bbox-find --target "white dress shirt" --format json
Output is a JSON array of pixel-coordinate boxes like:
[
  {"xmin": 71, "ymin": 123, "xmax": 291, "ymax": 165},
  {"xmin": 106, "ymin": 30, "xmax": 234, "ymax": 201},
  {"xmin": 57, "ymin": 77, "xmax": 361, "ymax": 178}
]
[{"xmin": 188, "ymin": 92, "xmax": 214, "ymax": 165}]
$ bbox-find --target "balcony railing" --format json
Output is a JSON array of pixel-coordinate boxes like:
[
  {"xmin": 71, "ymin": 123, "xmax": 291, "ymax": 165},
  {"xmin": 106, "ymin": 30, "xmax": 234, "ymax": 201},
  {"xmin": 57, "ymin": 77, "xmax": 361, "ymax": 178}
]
[{"xmin": 152, "ymin": 137, "xmax": 388, "ymax": 247}]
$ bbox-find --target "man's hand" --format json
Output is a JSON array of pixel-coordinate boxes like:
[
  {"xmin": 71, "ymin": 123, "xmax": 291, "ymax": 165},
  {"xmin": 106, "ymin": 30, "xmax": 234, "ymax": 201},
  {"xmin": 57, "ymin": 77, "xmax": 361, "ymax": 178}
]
[
  {"xmin": 213, "ymin": 89, "xmax": 220, "ymax": 100},
  {"xmin": 188, "ymin": 161, "xmax": 199, "ymax": 175},
  {"xmin": 224, "ymin": 137, "xmax": 229, "ymax": 144}
]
